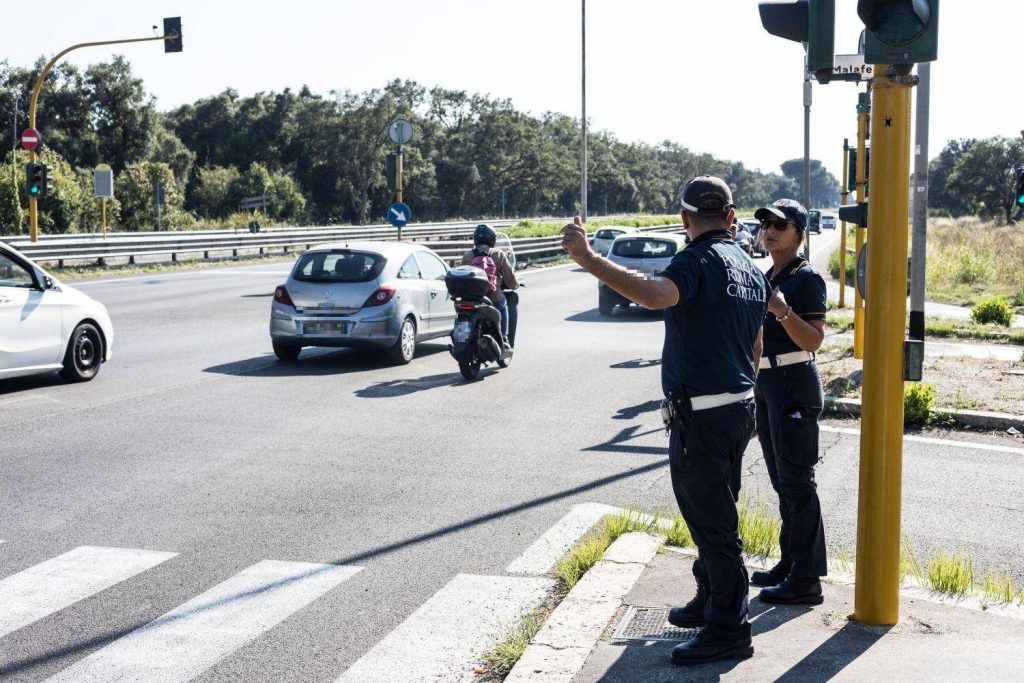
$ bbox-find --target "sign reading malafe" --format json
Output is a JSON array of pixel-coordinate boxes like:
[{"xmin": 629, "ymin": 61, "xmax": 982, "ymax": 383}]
[{"xmin": 834, "ymin": 54, "xmax": 873, "ymax": 80}]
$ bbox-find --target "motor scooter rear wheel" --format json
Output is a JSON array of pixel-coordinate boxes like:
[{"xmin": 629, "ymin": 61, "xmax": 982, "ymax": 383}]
[{"xmin": 459, "ymin": 356, "xmax": 482, "ymax": 380}]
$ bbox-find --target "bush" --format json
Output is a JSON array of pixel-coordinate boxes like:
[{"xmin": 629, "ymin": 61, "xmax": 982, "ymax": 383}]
[
  {"xmin": 827, "ymin": 247, "xmax": 856, "ymax": 286},
  {"xmin": 971, "ymin": 296, "xmax": 1014, "ymax": 326},
  {"xmin": 904, "ymin": 383, "xmax": 936, "ymax": 425}
]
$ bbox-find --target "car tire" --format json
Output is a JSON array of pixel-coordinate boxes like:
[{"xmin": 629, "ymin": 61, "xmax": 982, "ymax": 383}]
[
  {"xmin": 386, "ymin": 316, "xmax": 416, "ymax": 365},
  {"xmin": 598, "ymin": 289, "xmax": 615, "ymax": 316},
  {"xmin": 60, "ymin": 322, "xmax": 103, "ymax": 382},
  {"xmin": 273, "ymin": 341, "xmax": 301, "ymax": 361}
]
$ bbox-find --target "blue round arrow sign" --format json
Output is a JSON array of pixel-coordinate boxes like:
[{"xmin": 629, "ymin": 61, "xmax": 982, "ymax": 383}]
[{"xmin": 388, "ymin": 202, "xmax": 411, "ymax": 228}]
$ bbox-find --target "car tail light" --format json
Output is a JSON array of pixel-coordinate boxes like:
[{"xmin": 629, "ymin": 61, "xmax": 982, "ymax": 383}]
[
  {"xmin": 363, "ymin": 285, "xmax": 396, "ymax": 307},
  {"xmin": 274, "ymin": 285, "xmax": 294, "ymax": 307}
]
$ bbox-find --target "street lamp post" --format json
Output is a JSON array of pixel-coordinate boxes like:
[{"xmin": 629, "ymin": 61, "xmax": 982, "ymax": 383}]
[
  {"xmin": 11, "ymin": 93, "xmax": 21, "ymax": 232},
  {"xmin": 580, "ymin": 0, "xmax": 588, "ymax": 223}
]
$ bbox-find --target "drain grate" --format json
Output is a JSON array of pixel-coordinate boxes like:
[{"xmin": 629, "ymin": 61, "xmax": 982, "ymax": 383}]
[{"xmin": 611, "ymin": 606, "xmax": 700, "ymax": 642}]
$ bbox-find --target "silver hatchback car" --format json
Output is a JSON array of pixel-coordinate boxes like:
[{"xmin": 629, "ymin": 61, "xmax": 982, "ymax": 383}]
[
  {"xmin": 269, "ymin": 241, "xmax": 455, "ymax": 363},
  {"xmin": 598, "ymin": 233, "xmax": 687, "ymax": 315}
]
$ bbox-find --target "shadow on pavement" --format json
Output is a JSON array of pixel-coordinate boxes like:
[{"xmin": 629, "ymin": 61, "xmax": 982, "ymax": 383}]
[
  {"xmin": 566, "ymin": 307, "xmax": 663, "ymax": 323},
  {"xmin": 614, "ymin": 399, "xmax": 662, "ymax": 420},
  {"xmin": 584, "ymin": 425, "xmax": 666, "ymax": 456},
  {"xmin": 202, "ymin": 344, "xmax": 448, "ymax": 377},
  {"xmin": 0, "ymin": 373, "xmax": 66, "ymax": 396},
  {"xmin": 354, "ymin": 371, "xmax": 485, "ymax": 398},
  {"xmin": 611, "ymin": 358, "xmax": 662, "ymax": 369},
  {"xmin": 774, "ymin": 621, "xmax": 891, "ymax": 682}
]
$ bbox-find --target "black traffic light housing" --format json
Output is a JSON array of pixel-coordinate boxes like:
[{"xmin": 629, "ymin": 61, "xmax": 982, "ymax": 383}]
[
  {"xmin": 163, "ymin": 17, "xmax": 183, "ymax": 53},
  {"xmin": 385, "ymin": 153, "xmax": 397, "ymax": 191},
  {"xmin": 758, "ymin": 1, "xmax": 836, "ymax": 83},
  {"xmin": 25, "ymin": 162, "xmax": 50, "ymax": 197},
  {"xmin": 858, "ymin": 0, "xmax": 939, "ymax": 65},
  {"xmin": 847, "ymin": 147, "xmax": 871, "ymax": 194},
  {"xmin": 839, "ymin": 202, "xmax": 869, "ymax": 227}
]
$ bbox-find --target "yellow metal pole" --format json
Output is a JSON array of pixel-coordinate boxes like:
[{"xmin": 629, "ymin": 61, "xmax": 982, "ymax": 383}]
[
  {"xmin": 26, "ymin": 33, "xmax": 172, "ymax": 243},
  {"xmin": 853, "ymin": 66, "xmax": 913, "ymax": 626},
  {"xmin": 396, "ymin": 148, "xmax": 404, "ymax": 241},
  {"xmin": 853, "ymin": 93, "xmax": 870, "ymax": 359},
  {"xmin": 840, "ymin": 141, "xmax": 849, "ymax": 309},
  {"xmin": 101, "ymin": 197, "xmax": 107, "ymax": 240}
]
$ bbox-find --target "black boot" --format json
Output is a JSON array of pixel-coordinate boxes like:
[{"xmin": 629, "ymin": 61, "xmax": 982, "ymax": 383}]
[
  {"xmin": 750, "ymin": 560, "xmax": 789, "ymax": 587},
  {"xmin": 667, "ymin": 580, "xmax": 709, "ymax": 628},
  {"xmin": 758, "ymin": 575, "xmax": 824, "ymax": 605},
  {"xmin": 671, "ymin": 625, "xmax": 753, "ymax": 665}
]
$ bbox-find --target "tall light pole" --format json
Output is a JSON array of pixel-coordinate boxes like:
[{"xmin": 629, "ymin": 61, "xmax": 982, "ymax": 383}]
[
  {"xmin": 580, "ymin": 0, "xmax": 588, "ymax": 223},
  {"xmin": 803, "ymin": 61, "xmax": 812, "ymax": 261},
  {"xmin": 11, "ymin": 93, "xmax": 21, "ymax": 232}
]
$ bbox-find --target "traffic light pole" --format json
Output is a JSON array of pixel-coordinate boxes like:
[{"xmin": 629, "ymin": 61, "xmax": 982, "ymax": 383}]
[
  {"xmin": 839, "ymin": 140, "xmax": 849, "ymax": 309},
  {"xmin": 26, "ymin": 33, "xmax": 176, "ymax": 243},
  {"xmin": 909, "ymin": 63, "xmax": 931, "ymax": 341},
  {"xmin": 853, "ymin": 92, "xmax": 870, "ymax": 359},
  {"xmin": 396, "ymin": 144, "xmax": 404, "ymax": 241},
  {"xmin": 803, "ymin": 71, "xmax": 812, "ymax": 261},
  {"xmin": 854, "ymin": 65, "xmax": 915, "ymax": 627}
]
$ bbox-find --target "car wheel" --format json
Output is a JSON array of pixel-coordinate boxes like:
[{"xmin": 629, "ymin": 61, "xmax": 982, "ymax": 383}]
[
  {"xmin": 273, "ymin": 341, "xmax": 301, "ymax": 361},
  {"xmin": 60, "ymin": 322, "xmax": 103, "ymax": 382},
  {"xmin": 598, "ymin": 289, "xmax": 615, "ymax": 316},
  {"xmin": 386, "ymin": 316, "xmax": 416, "ymax": 365}
]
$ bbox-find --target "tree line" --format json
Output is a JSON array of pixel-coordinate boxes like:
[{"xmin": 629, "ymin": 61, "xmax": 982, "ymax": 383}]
[
  {"xmin": 1, "ymin": 57, "xmax": 844, "ymax": 234},
  {"xmin": 928, "ymin": 136, "xmax": 1024, "ymax": 222}
]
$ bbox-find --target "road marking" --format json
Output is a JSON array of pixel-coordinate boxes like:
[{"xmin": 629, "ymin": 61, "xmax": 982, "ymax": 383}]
[
  {"xmin": 71, "ymin": 266, "xmax": 291, "ymax": 287},
  {"xmin": 506, "ymin": 503, "xmax": 620, "ymax": 575},
  {"xmin": 0, "ymin": 546, "xmax": 177, "ymax": 638},
  {"xmin": 335, "ymin": 573, "xmax": 555, "ymax": 683},
  {"xmin": 46, "ymin": 560, "xmax": 361, "ymax": 683},
  {"xmin": 821, "ymin": 425, "xmax": 1024, "ymax": 456}
]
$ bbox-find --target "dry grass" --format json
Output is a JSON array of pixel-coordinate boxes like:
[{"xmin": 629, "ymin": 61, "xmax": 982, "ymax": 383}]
[{"xmin": 926, "ymin": 217, "xmax": 1024, "ymax": 307}]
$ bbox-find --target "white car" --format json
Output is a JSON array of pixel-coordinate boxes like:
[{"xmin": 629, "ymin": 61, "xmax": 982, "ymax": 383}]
[
  {"xmin": 598, "ymin": 233, "xmax": 687, "ymax": 315},
  {"xmin": 0, "ymin": 241, "xmax": 113, "ymax": 382},
  {"xmin": 821, "ymin": 212, "xmax": 838, "ymax": 229},
  {"xmin": 590, "ymin": 226, "xmax": 641, "ymax": 256}
]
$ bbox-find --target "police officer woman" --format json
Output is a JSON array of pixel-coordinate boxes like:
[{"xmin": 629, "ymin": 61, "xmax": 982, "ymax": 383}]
[{"xmin": 750, "ymin": 199, "xmax": 828, "ymax": 604}]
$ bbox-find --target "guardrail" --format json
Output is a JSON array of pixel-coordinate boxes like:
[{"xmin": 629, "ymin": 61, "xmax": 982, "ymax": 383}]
[{"xmin": 2, "ymin": 222, "xmax": 685, "ymax": 269}]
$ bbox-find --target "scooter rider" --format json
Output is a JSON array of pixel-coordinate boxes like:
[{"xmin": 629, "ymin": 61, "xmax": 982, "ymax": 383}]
[
  {"xmin": 461, "ymin": 224, "xmax": 519, "ymax": 346},
  {"xmin": 561, "ymin": 176, "xmax": 769, "ymax": 666}
]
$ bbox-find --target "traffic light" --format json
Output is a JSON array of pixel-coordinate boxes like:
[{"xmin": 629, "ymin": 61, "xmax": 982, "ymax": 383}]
[
  {"xmin": 163, "ymin": 17, "xmax": 183, "ymax": 53},
  {"xmin": 25, "ymin": 162, "xmax": 49, "ymax": 197},
  {"xmin": 847, "ymin": 147, "xmax": 871, "ymax": 194},
  {"xmin": 857, "ymin": 0, "xmax": 939, "ymax": 65},
  {"xmin": 1015, "ymin": 167, "xmax": 1024, "ymax": 207},
  {"xmin": 385, "ymin": 153, "xmax": 397, "ymax": 191},
  {"xmin": 758, "ymin": 1, "xmax": 836, "ymax": 83},
  {"xmin": 839, "ymin": 202, "xmax": 869, "ymax": 227}
]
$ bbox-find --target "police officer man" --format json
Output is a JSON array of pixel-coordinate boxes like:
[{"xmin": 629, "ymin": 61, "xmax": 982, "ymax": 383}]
[{"xmin": 561, "ymin": 176, "xmax": 770, "ymax": 665}]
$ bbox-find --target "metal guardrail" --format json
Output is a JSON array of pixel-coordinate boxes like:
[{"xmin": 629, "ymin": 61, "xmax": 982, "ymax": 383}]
[{"xmin": 2, "ymin": 221, "xmax": 685, "ymax": 269}]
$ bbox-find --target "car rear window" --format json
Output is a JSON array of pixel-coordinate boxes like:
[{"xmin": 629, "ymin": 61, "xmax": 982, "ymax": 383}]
[
  {"xmin": 293, "ymin": 251, "xmax": 386, "ymax": 283},
  {"xmin": 595, "ymin": 229, "xmax": 624, "ymax": 240},
  {"xmin": 612, "ymin": 238, "xmax": 677, "ymax": 259}
]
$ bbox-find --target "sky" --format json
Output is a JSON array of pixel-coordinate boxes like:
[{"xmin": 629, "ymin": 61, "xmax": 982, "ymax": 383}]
[{"xmin": 3, "ymin": 1, "xmax": 1020, "ymax": 184}]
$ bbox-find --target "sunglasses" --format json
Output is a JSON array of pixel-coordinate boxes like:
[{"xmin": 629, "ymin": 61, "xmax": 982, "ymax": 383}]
[{"xmin": 760, "ymin": 219, "xmax": 797, "ymax": 231}]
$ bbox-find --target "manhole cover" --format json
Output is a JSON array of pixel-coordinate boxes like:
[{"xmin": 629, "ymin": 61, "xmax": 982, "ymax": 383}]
[{"xmin": 611, "ymin": 606, "xmax": 699, "ymax": 642}]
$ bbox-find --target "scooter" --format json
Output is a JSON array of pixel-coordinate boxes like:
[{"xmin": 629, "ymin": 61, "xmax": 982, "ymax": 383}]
[{"xmin": 444, "ymin": 266, "xmax": 518, "ymax": 380}]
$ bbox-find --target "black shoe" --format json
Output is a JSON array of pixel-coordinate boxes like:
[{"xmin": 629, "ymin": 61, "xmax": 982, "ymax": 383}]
[
  {"xmin": 668, "ymin": 581, "xmax": 709, "ymax": 628},
  {"xmin": 758, "ymin": 576, "xmax": 824, "ymax": 605},
  {"xmin": 750, "ymin": 560, "xmax": 789, "ymax": 587},
  {"xmin": 671, "ymin": 626, "xmax": 753, "ymax": 665}
]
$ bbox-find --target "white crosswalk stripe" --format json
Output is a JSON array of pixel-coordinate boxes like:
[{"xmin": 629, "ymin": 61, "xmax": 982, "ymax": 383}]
[
  {"xmin": 335, "ymin": 573, "xmax": 556, "ymax": 683},
  {"xmin": 506, "ymin": 503, "xmax": 620, "ymax": 575},
  {"xmin": 45, "ymin": 560, "xmax": 361, "ymax": 683},
  {"xmin": 0, "ymin": 546, "xmax": 177, "ymax": 639}
]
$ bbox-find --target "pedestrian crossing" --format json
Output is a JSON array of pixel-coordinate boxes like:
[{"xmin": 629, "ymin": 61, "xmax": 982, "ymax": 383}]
[{"xmin": 0, "ymin": 504, "xmax": 619, "ymax": 681}]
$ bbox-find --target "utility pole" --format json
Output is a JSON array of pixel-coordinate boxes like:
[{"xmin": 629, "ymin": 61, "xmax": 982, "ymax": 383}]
[
  {"xmin": 909, "ymin": 63, "xmax": 931, "ymax": 343},
  {"xmin": 853, "ymin": 90, "xmax": 870, "ymax": 359},
  {"xmin": 11, "ymin": 93, "xmax": 20, "ymax": 232},
  {"xmin": 580, "ymin": 0, "xmax": 588, "ymax": 224},
  {"xmin": 840, "ymin": 138, "xmax": 849, "ymax": 308},
  {"xmin": 803, "ymin": 65, "xmax": 812, "ymax": 261}
]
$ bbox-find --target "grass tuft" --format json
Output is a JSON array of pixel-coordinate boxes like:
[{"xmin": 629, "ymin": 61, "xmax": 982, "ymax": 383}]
[
  {"xmin": 554, "ymin": 533, "xmax": 609, "ymax": 590},
  {"xmin": 664, "ymin": 514, "xmax": 694, "ymax": 548},
  {"xmin": 979, "ymin": 573, "xmax": 1018, "ymax": 605},
  {"xmin": 926, "ymin": 551, "xmax": 975, "ymax": 596},
  {"xmin": 899, "ymin": 537, "xmax": 925, "ymax": 584},
  {"xmin": 737, "ymin": 496, "xmax": 781, "ymax": 558},
  {"xmin": 481, "ymin": 610, "xmax": 547, "ymax": 676}
]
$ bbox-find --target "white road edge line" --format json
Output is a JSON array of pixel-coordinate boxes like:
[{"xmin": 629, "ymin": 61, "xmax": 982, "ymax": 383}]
[
  {"xmin": 506, "ymin": 503, "xmax": 621, "ymax": 575},
  {"xmin": 820, "ymin": 424, "xmax": 1024, "ymax": 456},
  {"xmin": 0, "ymin": 546, "xmax": 177, "ymax": 639},
  {"xmin": 46, "ymin": 560, "xmax": 361, "ymax": 683},
  {"xmin": 334, "ymin": 573, "xmax": 556, "ymax": 683}
]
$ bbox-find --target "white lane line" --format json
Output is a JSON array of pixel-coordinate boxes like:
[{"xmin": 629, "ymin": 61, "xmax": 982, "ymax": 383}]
[
  {"xmin": 0, "ymin": 546, "xmax": 177, "ymax": 638},
  {"xmin": 506, "ymin": 503, "xmax": 620, "ymax": 575},
  {"xmin": 71, "ymin": 267, "xmax": 291, "ymax": 287},
  {"xmin": 821, "ymin": 425, "xmax": 1024, "ymax": 456},
  {"xmin": 46, "ymin": 560, "xmax": 361, "ymax": 683},
  {"xmin": 335, "ymin": 573, "xmax": 556, "ymax": 683}
]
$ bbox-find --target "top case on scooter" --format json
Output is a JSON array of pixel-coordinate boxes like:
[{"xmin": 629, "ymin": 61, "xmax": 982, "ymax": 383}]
[{"xmin": 445, "ymin": 266, "xmax": 491, "ymax": 299}]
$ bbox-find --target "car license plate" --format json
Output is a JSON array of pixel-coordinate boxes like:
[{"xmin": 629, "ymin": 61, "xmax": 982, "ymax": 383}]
[
  {"xmin": 453, "ymin": 320, "xmax": 471, "ymax": 342},
  {"xmin": 302, "ymin": 321, "xmax": 348, "ymax": 335}
]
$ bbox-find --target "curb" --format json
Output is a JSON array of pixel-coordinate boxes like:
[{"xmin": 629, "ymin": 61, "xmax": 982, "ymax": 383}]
[
  {"xmin": 824, "ymin": 396, "xmax": 1024, "ymax": 432},
  {"xmin": 505, "ymin": 532, "xmax": 663, "ymax": 683}
]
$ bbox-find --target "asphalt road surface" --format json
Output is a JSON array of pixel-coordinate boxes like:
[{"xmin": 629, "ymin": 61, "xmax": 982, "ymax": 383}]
[{"xmin": 3, "ymin": 235, "xmax": 1023, "ymax": 681}]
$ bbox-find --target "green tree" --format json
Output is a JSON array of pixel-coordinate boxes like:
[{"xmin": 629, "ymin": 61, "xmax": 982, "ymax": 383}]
[
  {"xmin": 117, "ymin": 162, "xmax": 185, "ymax": 231},
  {"xmin": 780, "ymin": 158, "xmax": 841, "ymax": 207},
  {"xmin": 944, "ymin": 137, "xmax": 1024, "ymax": 221},
  {"xmin": 189, "ymin": 165, "xmax": 242, "ymax": 219}
]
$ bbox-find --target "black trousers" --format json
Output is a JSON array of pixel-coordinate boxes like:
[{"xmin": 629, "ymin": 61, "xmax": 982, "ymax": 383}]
[
  {"xmin": 669, "ymin": 399, "xmax": 754, "ymax": 636},
  {"xmin": 754, "ymin": 362, "xmax": 827, "ymax": 579}
]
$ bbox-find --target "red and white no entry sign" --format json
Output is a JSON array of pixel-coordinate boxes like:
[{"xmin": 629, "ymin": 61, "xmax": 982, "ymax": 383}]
[{"xmin": 21, "ymin": 128, "xmax": 40, "ymax": 151}]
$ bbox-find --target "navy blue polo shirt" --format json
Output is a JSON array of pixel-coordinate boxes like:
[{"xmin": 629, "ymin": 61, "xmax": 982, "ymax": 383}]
[
  {"xmin": 763, "ymin": 258, "xmax": 827, "ymax": 357},
  {"xmin": 659, "ymin": 230, "xmax": 771, "ymax": 398}
]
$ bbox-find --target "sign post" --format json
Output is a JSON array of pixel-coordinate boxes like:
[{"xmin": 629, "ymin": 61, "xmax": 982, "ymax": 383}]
[
  {"xmin": 94, "ymin": 164, "xmax": 113, "ymax": 239},
  {"xmin": 388, "ymin": 119, "xmax": 413, "ymax": 240}
]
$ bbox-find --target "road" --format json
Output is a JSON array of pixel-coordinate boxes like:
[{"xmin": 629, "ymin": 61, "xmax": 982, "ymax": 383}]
[{"xmin": 2, "ymin": 239, "xmax": 1023, "ymax": 681}]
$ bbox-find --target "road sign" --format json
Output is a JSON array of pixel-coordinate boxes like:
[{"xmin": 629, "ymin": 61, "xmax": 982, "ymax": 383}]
[
  {"xmin": 832, "ymin": 54, "xmax": 874, "ymax": 81},
  {"xmin": 21, "ymin": 128, "xmax": 40, "ymax": 151},
  {"xmin": 389, "ymin": 119, "xmax": 413, "ymax": 145},
  {"xmin": 388, "ymin": 202, "xmax": 411, "ymax": 228},
  {"xmin": 94, "ymin": 164, "xmax": 114, "ymax": 198}
]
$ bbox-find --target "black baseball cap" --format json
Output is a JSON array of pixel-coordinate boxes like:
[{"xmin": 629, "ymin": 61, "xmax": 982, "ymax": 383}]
[
  {"xmin": 681, "ymin": 176, "xmax": 734, "ymax": 215},
  {"xmin": 754, "ymin": 198, "xmax": 808, "ymax": 230}
]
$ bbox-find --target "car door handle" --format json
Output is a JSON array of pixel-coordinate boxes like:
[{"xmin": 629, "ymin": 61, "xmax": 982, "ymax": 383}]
[
  {"xmin": 430, "ymin": 291, "xmax": 438, "ymax": 298},
  {"xmin": 0, "ymin": 297, "xmax": 10, "ymax": 304}
]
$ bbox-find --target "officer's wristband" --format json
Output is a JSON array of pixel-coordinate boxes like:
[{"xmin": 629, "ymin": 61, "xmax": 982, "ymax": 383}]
[{"xmin": 775, "ymin": 306, "xmax": 792, "ymax": 322}]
